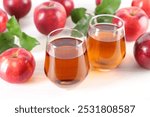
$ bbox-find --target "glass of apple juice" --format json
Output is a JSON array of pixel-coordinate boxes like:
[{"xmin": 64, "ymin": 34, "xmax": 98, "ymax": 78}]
[
  {"xmin": 44, "ymin": 28, "xmax": 90, "ymax": 86},
  {"xmin": 87, "ymin": 14, "xmax": 126, "ymax": 71}
]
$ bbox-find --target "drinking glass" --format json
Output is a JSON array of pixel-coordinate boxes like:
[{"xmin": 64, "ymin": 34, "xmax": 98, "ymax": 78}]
[
  {"xmin": 87, "ymin": 14, "xmax": 126, "ymax": 71},
  {"xmin": 44, "ymin": 28, "xmax": 90, "ymax": 86}
]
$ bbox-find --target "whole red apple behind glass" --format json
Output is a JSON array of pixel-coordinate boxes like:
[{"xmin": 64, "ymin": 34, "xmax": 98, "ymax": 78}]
[
  {"xmin": 0, "ymin": 8, "xmax": 8, "ymax": 32},
  {"xmin": 34, "ymin": 1, "xmax": 67, "ymax": 35},
  {"xmin": 134, "ymin": 33, "xmax": 150, "ymax": 69},
  {"xmin": 0, "ymin": 48, "xmax": 35, "ymax": 83},
  {"xmin": 132, "ymin": 0, "xmax": 150, "ymax": 18},
  {"xmin": 52, "ymin": 0, "xmax": 74, "ymax": 17},
  {"xmin": 116, "ymin": 7, "xmax": 149, "ymax": 42},
  {"xmin": 3, "ymin": 0, "xmax": 31, "ymax": 20}
]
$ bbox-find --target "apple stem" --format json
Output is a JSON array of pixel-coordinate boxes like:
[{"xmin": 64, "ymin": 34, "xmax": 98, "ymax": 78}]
[
  {"xmin": 48, "ymin": 3, "xmax": 55, "ymax": 8},
  {"xmin": 130, "ymin": 10, "xmax": 138, "ymax": 16},
  {"xmin": 12, "ymin": 49, "xmax": 20, "ymax": 58},
  {"xmin": 130, "ymin": 12, "xmax": 135, "ymax": 16},
  {"xmin": 40, "ymin": 4, "xmax": 55, "ymax": 9}
]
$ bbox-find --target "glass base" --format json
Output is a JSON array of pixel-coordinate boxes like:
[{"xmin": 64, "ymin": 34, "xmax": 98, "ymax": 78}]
[
  {"xmin": 91, "ymin": 67, "xmax": 111, "ymax": 72},
  {"xmin": 91, "ymin": 65, "xmax": 118, "ymax": 71},
  {"xmin": 49, "ymin": 79, "xmax": 85, "ymax": 88},
  {"xmin": 56, "ymin": 80, "xmax": 80, "ymax": 85}
]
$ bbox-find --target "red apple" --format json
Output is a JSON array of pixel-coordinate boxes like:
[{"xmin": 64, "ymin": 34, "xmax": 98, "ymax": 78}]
[
  {"xmin": 52, "ymin": 0, "xmax": 74, "ymax": 17},
  {"xmin": 116, "ymin": 7, "xmax": 149, "ymax": 42},
  {"xmin": 0, "ymin": 8, "xmax": 8, "ymax": 32},
  {"xmin": 132, "ymin": 0, "xmax": 150, "ymax": 18},
  {"xmin": 3, "ymin": 0, "xmax": 31, "ymax": 20},
  {"xmin": 96, "ymin": 0, "xmax": 102, "ymax": 5},
  {"xmin": 134, "ymin": 32, "xmax": 150, "ymax": 69},
  {"xmin": 34, "ymin": 1, "xmax": 67, "ymax": 35},
  {"xmin": 0, "ymin": 48, "xmax": 35, "ymax": 83}
]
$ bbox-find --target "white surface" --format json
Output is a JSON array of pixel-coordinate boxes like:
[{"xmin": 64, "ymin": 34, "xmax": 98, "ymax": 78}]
[{"xmin": 0, "ymin": 0, "xmax": 150, "ymax": 117}]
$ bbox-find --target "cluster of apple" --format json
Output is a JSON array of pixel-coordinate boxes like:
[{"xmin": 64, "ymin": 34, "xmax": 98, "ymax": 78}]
[
  {"xmin": 97, "ymin": 0, "xmax": 150, "ymax": 69},
  {"xmin": 0, "ymin": 0, "xmax": 74, "ymax": 84},
  {"xmin": 0, "ymin": 0, "xmax": 74, "ymax": 34}
]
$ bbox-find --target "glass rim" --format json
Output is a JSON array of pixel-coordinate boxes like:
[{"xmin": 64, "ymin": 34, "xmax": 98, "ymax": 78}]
[
  {"xmin": 47, "ymin": 28, "xmax": 85, "ymax": 48},
  {"xmin": 89, "ymin": 14, "xmax": 124, "ymax": 31}
]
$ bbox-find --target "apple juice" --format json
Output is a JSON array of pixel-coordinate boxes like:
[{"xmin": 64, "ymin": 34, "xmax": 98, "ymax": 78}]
[
  {"xmin": 87, "ymin": 24, "xmax": 126, "ymax": 70},
  {"xmin": 44, "ymin": 37, "xmax": 89, "ymax": 85}
]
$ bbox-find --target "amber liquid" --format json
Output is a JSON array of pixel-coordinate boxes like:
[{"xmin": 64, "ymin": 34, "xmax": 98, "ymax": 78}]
[
  {"xmin": 87, "ymin": 24, "xmax": 126, "ymax": 70},
  {"xmin": 44, "ymin": 37, "xmax": 89, "ymax": 85}
]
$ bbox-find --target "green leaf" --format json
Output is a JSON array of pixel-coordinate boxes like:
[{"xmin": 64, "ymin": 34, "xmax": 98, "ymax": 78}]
[
  {"xmin": 96, "ymin": 15, "xmax": 113, "ymax": 23},
  {"xmin": 0, "ymin": 32, "xmax": 17, "ymax": 54},
  {"xmin": 95, "ymin": 0, "xmax": 121, "ymax": 15},
  {"xmin": 0, "ymin": 16, "xmax": 40, "ymax": 54},
  {"xmin": 19, "ymin": 32, "xmax": 40, "ymax": 51},
  {"xmin": 6, "ymin": 16, "xmax": 22, "ymax": 37},
  {"xmin": 0, "ymin": 43, "xmax": 19, "ymax": 54},
  {"xmin": 0, "ymin": 32, "xmax": 14, "ymax": 42},
  {"xmin": 71, "ymin": 8, "xmax": 87, "ymax": 24},
  {"xmin": 73, "ymin": 14, "xmax": 93, "ymax": 36}
]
